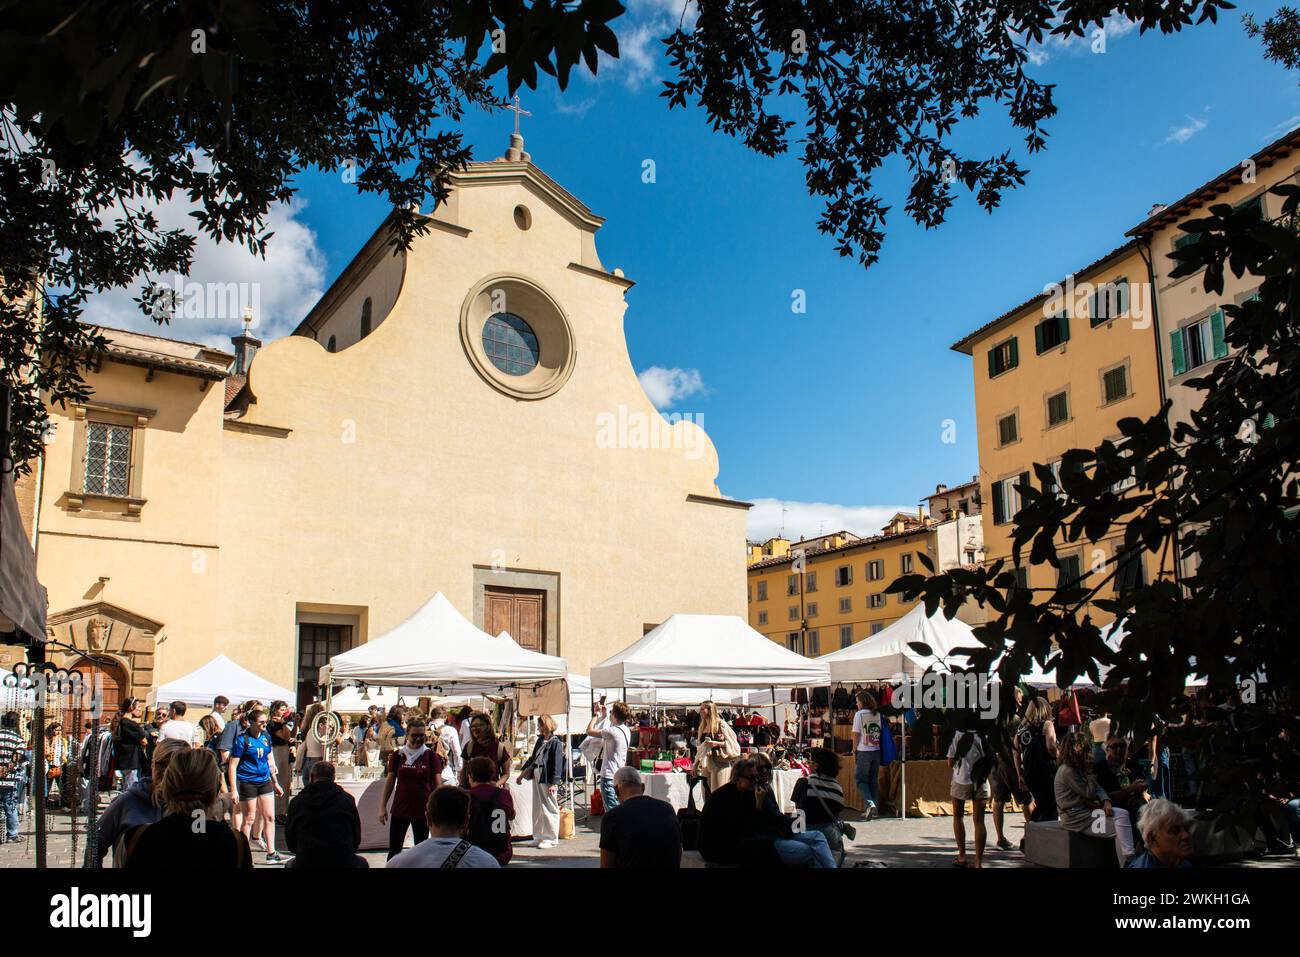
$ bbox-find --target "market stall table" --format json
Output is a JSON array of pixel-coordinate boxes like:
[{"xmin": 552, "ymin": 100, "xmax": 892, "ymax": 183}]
[{"xmin": 338, "ymin": 773, "xmax": 535, "ymax": 850}]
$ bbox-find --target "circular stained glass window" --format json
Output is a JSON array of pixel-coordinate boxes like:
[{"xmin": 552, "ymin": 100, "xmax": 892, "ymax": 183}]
[{"xmin": 481, "ymin": 312, "xmax": 539, "ymax": 376}]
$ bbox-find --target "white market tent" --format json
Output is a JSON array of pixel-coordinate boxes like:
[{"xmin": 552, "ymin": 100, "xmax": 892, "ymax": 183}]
[
  {"xmin": 326, "ymin": 685, "xmax": 406, "ymax": 714},
  {"xmin": 146, "ymin": 654, "xmax": 294, "ymax": 708},
  {"xmin": 321, "ymin": 592, "xmax": 568, "ymax": 690},
  {"xmin": 590, "ymin": 614, "xmax": 830, "ymax": 690},
  {"xmin": 817, "ymin": 604, "xmax": 981, "ymax": 682}
]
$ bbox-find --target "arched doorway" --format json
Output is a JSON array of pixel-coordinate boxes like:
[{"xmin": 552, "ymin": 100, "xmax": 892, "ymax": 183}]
[{"xmin": 71, "ymin": 657, "xmax": 129, "ymax": 719}]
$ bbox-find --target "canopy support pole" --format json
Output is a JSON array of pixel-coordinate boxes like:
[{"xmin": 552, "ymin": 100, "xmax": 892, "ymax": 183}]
[{"xmin": 900, "ymin": 714, "xmax": 907, "ymax": 820}]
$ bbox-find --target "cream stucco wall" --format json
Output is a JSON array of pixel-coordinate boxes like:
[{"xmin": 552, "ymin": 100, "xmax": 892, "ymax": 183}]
[
  {"xmin": 35, "ymin": 361, "xmax": 228, "ymax": 691},
  {"xmin": 216, "ymin": 167, "xmax": 746, "ymax": 687},
  {"xmin": 32, "ymin": 157, "xmax": 748, "ymax": 698}
]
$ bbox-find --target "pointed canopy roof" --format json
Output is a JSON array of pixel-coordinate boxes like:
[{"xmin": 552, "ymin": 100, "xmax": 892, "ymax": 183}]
[
  {"xmin": 324, "ymin": 592, "xmax": 567, "ymax": 688},
  {"xmin": 590, "ymin": 614, "xmax": 829, "ymax": 689},
  {"xmin": 147, "ymin": 654, "xmax": 294, "ymax": 708},
  {"xmin": 818, "ymin": 604, "xmax": 980, "ymax": 682}
]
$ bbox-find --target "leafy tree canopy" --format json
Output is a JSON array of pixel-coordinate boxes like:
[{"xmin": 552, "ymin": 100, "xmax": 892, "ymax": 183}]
[
  {"xmin": 2, "ymin": 1, "xmax": 1231, "ymax": 469},
  {"xmin": 891, "ymin": 191, "xmax": 1300, "ymax": 824}
]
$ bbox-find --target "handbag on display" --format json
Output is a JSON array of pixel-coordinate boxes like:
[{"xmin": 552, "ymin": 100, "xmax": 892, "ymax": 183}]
[{"xmin": 880, "ymin": 721, "xmax": 898, "ymax": 766}]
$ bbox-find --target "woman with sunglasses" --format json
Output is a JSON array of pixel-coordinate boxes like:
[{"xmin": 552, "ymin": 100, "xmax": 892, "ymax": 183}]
[
  {"xmin": 227, "ymin": 709, "xmax": 287, "ymax": 864},
  {"xmin": 378, "ymin": 719, "xmax": 443, "ymax": 859},
  {"xmin": 459, "ymin": 712, "xmax": 512, "ymax": 787}
]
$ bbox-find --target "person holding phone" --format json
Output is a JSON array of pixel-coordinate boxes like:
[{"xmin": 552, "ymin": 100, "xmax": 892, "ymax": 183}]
[{"xmin": 587, "ymin": 701, "xmax": 631, "ymax": 812}]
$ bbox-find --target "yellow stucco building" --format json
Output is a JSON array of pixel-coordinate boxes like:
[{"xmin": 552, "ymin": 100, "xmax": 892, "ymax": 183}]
[
  {"xmin": 746, "ymin": 501, "xmax": 985, "ymax": 653},
  {"xmin": 952, "ymin": 242, "xmax": 1162, "ymax": 621},
  {"xmin": 21, "ymin": 132, "xmax": 749, "ymax": 708},
  {"xmin": 951, "ymin": 126, "xmax": 1300, "ymax": 619}
]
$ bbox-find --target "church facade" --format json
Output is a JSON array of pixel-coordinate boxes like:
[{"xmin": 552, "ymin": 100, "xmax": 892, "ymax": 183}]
[{"xmin": 21, "ymin": 135, "xmax": 748, "ymax": 707}]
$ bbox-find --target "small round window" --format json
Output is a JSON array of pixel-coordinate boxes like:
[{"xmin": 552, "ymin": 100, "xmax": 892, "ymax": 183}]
[{"xmin": 481, "ymin": 312, "xmax": 539, "ymax": 376}]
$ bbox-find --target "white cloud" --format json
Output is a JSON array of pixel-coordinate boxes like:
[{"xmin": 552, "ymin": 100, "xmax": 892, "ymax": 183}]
[
  {"xmin": 745, "ymin": 498, "xmax": 919, "ymax": 544},
  {"xmin": 81, "ymin": 194, "xmax": 327, "ymax": 348},
  {"xmin": 1266, "ymin": 114, "xmax": 1300, "ymax": 139},
  {"xmin": 584, "ymin": 0, "xmax": 698, "ymax": 91},
  {"xmin": 1165, "ymin": 113, "xmax": 1208, "ymax": 145},
  {"xmin": 1024, "ymin": 15, "xmax": 1138, "ymax": 66},
  {"xmin": 637, "ymin": 365, "xmax": 705, "ymax": 409}
]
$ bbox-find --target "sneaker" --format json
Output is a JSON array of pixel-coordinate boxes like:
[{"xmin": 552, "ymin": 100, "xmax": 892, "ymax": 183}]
[
  {"xmin": 536, "ymin": 840, "xmax": 558, "ymax": 849},
  {"xmin": 265, "ymin": 851, "xmax": 289, "ymax": 864},
  {"xmin": 252, "ymin": 837, "xmax": 267, "ymax": 852},
  {"xmin": 865, "ymin": 804, "xmax": 878, "ymax": 821},
  {"xmin": 996, "ymin": 837, "xmax": 1014, "ymax": 850}
]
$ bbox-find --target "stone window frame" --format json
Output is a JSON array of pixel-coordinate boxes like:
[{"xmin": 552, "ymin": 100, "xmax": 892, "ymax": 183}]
[{"xmin": 66, "ymin": 401, "xmax": 153, "ymax": 515}]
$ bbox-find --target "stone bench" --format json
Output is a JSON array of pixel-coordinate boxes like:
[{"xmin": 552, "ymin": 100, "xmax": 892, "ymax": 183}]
[{"xmin": 1023, "ymin": 821, "xmax": 1119, "ymax": 868}]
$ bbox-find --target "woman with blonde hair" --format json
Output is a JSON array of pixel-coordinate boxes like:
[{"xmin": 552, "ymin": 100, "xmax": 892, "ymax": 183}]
[
  {"xmin": 694, "ymin": 700, "xmax": 740, "ymax": 795},
  {"xmin": 517, "ymin": 714, "xmax": 566, "ymax": 848},
  {"xmin": 93, "ymin": 738, "xmax": 190, "ymax": 866},
  {"xmin": 122, "ymin": 748, "xmax": 253, "ymax": 869}
]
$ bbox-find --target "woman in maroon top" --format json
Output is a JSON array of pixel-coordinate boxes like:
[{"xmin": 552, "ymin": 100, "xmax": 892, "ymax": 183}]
[
  {"xmin": 378, "ymin": 720, "xmax": 443, "ymax": 859},
  {"xmin": 459, "ymin": 712, "xmax": 512, "ymax": 787}
]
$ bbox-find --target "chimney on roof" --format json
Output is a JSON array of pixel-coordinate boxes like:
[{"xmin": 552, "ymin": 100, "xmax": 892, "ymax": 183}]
[
  {"xmin": 935, "ymin": 483, "xmax": 948, "ymax": 494},
  {"xmin": 231, "ymin": 307, "xmax": 261, "ymax": 376},
  {"xmin": 1148, "ymin": 203, "xmax": 1167, "ymax": 217}
]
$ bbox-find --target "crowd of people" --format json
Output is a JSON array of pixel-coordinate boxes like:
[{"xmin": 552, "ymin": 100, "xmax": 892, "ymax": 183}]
[
  {"xmin": 941, "ymin": 685, "xmax": 1300, "ymax": 868},
  {"xmin": 3, "ymin": 682, "xmax": 1297, "ymax": 870}
]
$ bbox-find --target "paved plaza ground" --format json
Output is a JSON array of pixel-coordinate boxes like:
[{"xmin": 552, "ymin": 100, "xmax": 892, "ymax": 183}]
[{"xmin": 4, "ymin": 798, "xmax": 1297, "ymax": 870}]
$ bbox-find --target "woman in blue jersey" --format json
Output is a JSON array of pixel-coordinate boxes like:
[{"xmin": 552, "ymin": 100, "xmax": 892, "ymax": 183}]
[{"xmin": 226, "ymin": 709, "xmax": 287, "ymax": 864}]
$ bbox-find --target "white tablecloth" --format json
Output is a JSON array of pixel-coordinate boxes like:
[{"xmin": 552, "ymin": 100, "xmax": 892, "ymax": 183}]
[
  {"xmin": 338, "ymin": 776, "xmax": 534, "ymax": 850},
  {"xmin": 640, "ymin": 773, "xmax": 707, "ymax": 811},
  {"xmin": 636, "ymin": 769, "xmax": 804, "ymax": 813},
  {"xmin": 338, "ymin": 777, "xmax": 392, "ymax": 851}
]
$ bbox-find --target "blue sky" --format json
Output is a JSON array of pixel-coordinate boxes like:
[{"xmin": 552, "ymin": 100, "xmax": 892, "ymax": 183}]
[{"xmin": 87, "ymin": 1, "xmax": 1300, "ymax": 541}]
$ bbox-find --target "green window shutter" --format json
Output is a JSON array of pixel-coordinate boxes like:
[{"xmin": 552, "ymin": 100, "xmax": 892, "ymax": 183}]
[
  {"xmin": 1034, "ymin": 321, "xmax": 1045, "ymax": 355},
  {"xmin": 1008, "ymin": 337, "xmax": 1019, "ymax": 369},
  {"xmin": 992, "ymin": 482, "xmax": 1006, "ymax": 525},
  {"xmin": 987, "ymin": 348, "xmax": 997, "ymax": 378},
  {"xmin": 1210, "ymin": 309, "xmax": 1227, "ymax": 359},
  {"xmin": 1169, "ymin": 329, "xmax": 1187, "ymax": 376},
  {"xmin": 1058, "ymin": 314, "xmax": 1070, "ymax": 344}
]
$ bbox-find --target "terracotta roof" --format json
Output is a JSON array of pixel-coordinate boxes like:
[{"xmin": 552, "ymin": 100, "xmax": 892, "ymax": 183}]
[
  {"xmin": 949, "ymin": 240, "xmax": 1139, "ymax": 355},
  {"xmin": 746, "ymin": 522, "xmax": 933, "ymax": 572},
  {"xmin": 224, "ymin": 374, "xmax": 247, "ymax": 407},
  {"xmin": 1127, "ymin": 125, "xmax": 1300, "ymax": 237},
  {"xmin": 92, "ymin": 325, "xmax": 232, "ymax": 379}
]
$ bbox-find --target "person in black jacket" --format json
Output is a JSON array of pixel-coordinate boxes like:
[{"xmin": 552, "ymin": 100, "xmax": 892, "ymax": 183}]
[
  {"xmin": 699, "ymin": 758, "xmax": 837, "ymax": 867},
  {"xmin": 285, "ymin": 761, "xmax": 367, "ymax": 868},
  {"xmin": 112, "ymin": 698, "xmax": 149, "ymax": 791}
]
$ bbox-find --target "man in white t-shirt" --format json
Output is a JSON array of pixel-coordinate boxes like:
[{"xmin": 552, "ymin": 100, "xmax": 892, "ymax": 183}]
[
  {"xmin": 947, "ymin": 729, "xmax": 990, "ymax": 868},
  {"xmin": 157, "ymin": 701, "xmax": 200, "ymax": 746},
  {"xmin": 587, "ymin": 701, "xmax": 631, "ymax": 812},
  {"xmin": 208, "ymin": 696, "xmax": 229, "ymax": 732},
  {"xmin": 851, "ymin": 691, "xmax": 883, "ymax": 819},
  {"xmin": 387, "ymin": 785, "xmax": 499, "ymax": 869}
]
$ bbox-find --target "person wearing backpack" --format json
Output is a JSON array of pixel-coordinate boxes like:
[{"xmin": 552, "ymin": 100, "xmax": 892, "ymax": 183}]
[
  {"xmin": 378, "ymin": 719, "xmax": 443, "ymax": 860},
  {"xmin": 466, "ymin": 756, "xmax": 515, "ymax": 865},
  {"xmin": 122, "ymin": 748, "xmax": 252, "ymax": 870},
  {"xmin": 386, "ymin": 785, "xmax": 498, "ymax": 868}
]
